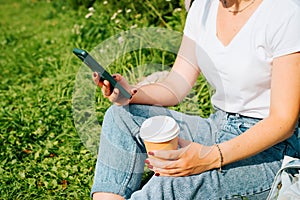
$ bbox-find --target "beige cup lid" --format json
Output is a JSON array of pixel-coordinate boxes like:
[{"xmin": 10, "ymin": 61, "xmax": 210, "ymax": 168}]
[{"xmin": 140, "ymin": 116, "xmax": 179, "ymax": 142}]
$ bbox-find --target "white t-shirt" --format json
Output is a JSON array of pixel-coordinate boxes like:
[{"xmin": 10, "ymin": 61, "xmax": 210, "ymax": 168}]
[{"xmin": 184, "ymin": 0, "xmax": 300, "ymax": 118}]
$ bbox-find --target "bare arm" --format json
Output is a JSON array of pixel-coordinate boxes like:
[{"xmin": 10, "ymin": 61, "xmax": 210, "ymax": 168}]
[
  {"xmin": 130, "ymin": 36, "xmax": 200, "ymax": 106},
  {"xmin": 146, "ymin": 52, "xmax": 300, "ymax": 177},
  {"xmin": 93, "ymin": 36, "xmax": 200, "ymax": 106},
  {"xmin": 220, "ymin": 52, "xmax": 300, "ymax": 165}
]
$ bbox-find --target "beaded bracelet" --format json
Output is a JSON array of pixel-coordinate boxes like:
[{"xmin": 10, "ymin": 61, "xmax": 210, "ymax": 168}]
[{"xmin": 215, "ymin": 144, "xmax": 223, "ymax": 172}]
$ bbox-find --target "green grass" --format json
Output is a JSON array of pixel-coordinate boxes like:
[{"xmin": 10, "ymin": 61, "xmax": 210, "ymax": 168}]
[{"xmin": 0, "ymin": 0, "xmax": 212, "ymax": 199}]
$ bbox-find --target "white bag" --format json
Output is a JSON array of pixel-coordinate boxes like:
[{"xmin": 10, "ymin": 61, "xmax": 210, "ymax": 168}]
[{"xmin": 267, "ymin": 156, "xmax": 300, "ymax": 200}]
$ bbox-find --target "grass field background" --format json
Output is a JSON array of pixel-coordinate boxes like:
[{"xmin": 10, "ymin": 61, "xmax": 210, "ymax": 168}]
[{"xmin": 0, "ymin": 0, "xmax": 212, "ymax": 199}]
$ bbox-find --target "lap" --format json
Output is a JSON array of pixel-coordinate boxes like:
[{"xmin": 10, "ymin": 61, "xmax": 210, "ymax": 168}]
[
  {"xmin": 100, "ymin": 105, "xmax": 298, "ymax": 199},
  {"xmin": 117, "ymin": 105, "xmax": 280, "ymax": 199},
  {"xmin": 130, "ymin": 147, "xmax": 283, "ymax": 200}
]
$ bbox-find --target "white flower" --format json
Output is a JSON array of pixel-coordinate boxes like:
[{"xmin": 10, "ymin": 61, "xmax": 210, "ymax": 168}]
[
  {"xmin": 85, "ymin": 13, "xmax": 93, "ymax": 19},
  {"xmin": 111, "ymin": 12, "xmax": 118, "ymax": 20},
  {"xmin": 174, "ymin": 8, "xmax": 182, "ymax": 12},
  {"xmin": 103, "ymin": 1, "xmax": 108, "ymax": 5},
  {"xmin": 126, "ymin": 9, "xmax": 132, "ymax": 13},
  {"xmin": 88, "ymin": 7, "xmax": 95, "ymax": 12},
  {"xmin": 130, "ymin": 24, "xmax": 138, "ymax": 29}
]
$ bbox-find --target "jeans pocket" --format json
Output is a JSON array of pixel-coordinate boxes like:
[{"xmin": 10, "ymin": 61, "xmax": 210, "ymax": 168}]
[
  {"xmin": 237, "ymin": 118, "xmax": 260, "ymax": 134},
  {"xmin": 237, "ymin": 123, "xmax": 252, "ymax": 133}
]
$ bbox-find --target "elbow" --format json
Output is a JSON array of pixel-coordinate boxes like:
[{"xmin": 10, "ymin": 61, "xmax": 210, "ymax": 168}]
[
  {"xmin": 284, "ymin": 128, "xmax": 295, "ymax": 140},
  {"xmin": 268, "ymin": 112, "xmax": 299, "ymax": 140},
  {"xmin": 162, "ymin": 96, "xmax": 182, "ymax": 107}
]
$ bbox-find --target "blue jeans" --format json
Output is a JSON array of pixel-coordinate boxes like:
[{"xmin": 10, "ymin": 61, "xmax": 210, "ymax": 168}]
[{"xmin": 91, "ymin": 104, "xmax": 300, "ymax": 199}]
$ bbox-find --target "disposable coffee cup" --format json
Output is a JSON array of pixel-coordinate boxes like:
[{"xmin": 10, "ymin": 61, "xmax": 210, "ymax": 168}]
[{"xmin": 140, "ymin": 116, "xmax": 180, "ymax": 153}]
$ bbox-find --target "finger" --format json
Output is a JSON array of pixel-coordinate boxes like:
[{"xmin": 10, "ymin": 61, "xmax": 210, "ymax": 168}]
[
  {"xmin": 155, "ymin": 167, "xmax": 188, "ymax": 177},
  {"xmin": 92, "ymin": 72, "xmax": 104, "ymax": 87},
  {"xmin": 152, "ymin": 160, "xmax": 191, "ymax": 177},
  {"xmin": 101, "ymin": 80, "xmax": 112, "ymax": 97},
  {"xmin": 147, "ymin": 157, "xmax": 177, "ymax": 170},
  {"xmin": 130, "ymin": 88, "xmax": 138, "ymax": 96},
  {"xmin": 112, "ymin": 73, "xmax": 121, "ymax": 81},
  {"xmin": 108, "ymin": 88, "xmax": 120, "ymax": 102},
  {"xmin": 150, "ymin": 148, "xmax": 184, "ymax": 160}
]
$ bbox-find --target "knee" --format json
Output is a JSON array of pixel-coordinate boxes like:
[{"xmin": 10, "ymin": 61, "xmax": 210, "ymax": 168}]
[
  {"xmin": 102, "ymin": 105, "xmax": 138, "ymax": 133},
  {"xmin": 103, "ymin": 105, "xmax": 126, "ymax": 123},
  {"xmin": 104, "ymin": 104, "xmax": 144, "ymax": 125}
]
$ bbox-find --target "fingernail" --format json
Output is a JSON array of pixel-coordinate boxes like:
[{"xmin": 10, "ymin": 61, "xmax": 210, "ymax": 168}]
[
  {"xmin": 155, "ymin": 173, "xmax": 160, "ymax": 176},
  {"xmin": 148, "ymin": 151, "xmax": 154, "ymax": 156},
  {"xmin": 144, "ymin": 159, "xmax": 150, "ymax": 164},
  {"xmin": 93, "ymin": 72, "xmax": 97, "ymax": 77},
  {"xmin": 133, "ymin": 89, "xmax": 138, "ymax": 94},
  {"xmin": 148, "ymin": 165, "xmax": 153, "ymax": 169},
  {"xmin": 112, "ymin": 75, "xmax": 116, "ymax": 78}
]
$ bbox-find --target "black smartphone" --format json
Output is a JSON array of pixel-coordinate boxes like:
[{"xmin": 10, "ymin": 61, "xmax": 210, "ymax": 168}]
[{"xmin": 73, "ymin": 48, "xmax": 132, "ymax": 99}]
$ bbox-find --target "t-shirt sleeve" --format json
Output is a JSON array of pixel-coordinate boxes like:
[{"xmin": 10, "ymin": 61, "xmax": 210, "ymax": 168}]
[
  {"xmin": 183, "ymin": 0, "xmax": 199, "ymax": 42},
  {"xmin": 268, "ymin": 2, "xmax": 300, "ymax": 58}
]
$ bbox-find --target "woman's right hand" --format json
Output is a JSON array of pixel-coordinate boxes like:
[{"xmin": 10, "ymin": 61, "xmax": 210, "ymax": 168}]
[{"xmin": 92, "ymin": 72, "xmax": 137, "ymax": 106}]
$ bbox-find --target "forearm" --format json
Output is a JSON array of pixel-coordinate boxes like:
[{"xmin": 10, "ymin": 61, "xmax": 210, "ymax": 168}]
[
  {"xmin": 128, "ymin": 35, "xmax": 200, "ymax": 106},
  {"xmin": 219, "ymin": 115, "xmax": 299, "ymax": 166},
  {"xmin": 130, "ymin": 64, "xmax": 198, "ymax": 106},
  {"xmin": 219, "ymin": 52, "xmax": 300, "ymax": 167},
  {"xmin": 129, "ymin": 71, "xmax": 192, "ymax": 106},
  {"xmin": 129, "ymin": 82, "xmax": 181, "ymax": 106}
]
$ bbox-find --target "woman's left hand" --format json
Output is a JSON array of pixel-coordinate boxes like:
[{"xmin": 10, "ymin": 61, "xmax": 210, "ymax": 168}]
[{"xmin": 145, "ymin": 138, "xmax": 220, "ymax": 177}]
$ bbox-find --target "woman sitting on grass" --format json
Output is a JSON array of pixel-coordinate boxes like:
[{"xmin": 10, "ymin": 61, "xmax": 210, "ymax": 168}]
[{"xmin": 91, "ymin": 0, "xmax": 300, "ymax": 199}]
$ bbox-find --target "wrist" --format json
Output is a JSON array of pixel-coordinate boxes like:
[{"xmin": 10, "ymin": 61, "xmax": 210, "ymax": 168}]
[
  {"xmin": 205, "ymin": 144, "xmax": 223, "ymax": 171},
  {"xmin": 214, "ymin": 144, "xmax": 224, "ymax": 172},
  {"xmin": 199, "ymin": 144, "xmax": 223, "ymax": 171}
]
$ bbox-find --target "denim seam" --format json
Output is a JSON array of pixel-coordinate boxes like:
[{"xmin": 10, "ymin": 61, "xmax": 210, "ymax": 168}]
[
  {"xmin": 97, "ymin": 152, "xmax": 137, "ymax": 198},
  {"xmin": 220, "ymin": 185, "xmax": 271, "ymax": 199},
  {"xmin": 119, "ymin": 145, "xmax": 137, "ymax": 198}
]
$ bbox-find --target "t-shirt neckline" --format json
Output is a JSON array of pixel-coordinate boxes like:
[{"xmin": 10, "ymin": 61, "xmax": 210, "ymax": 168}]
[{"xmin": 211, "ymin": 0, "xmax": 268, "ymax": 49}]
